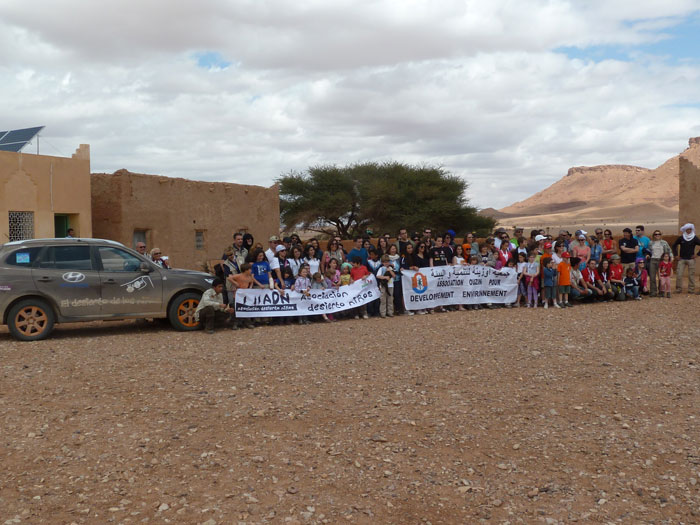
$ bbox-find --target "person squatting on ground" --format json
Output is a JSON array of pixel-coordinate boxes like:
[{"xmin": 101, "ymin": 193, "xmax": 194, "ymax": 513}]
[{"xmin": 195, "ymin": 278, "xmax": 233, "ymax": 334}]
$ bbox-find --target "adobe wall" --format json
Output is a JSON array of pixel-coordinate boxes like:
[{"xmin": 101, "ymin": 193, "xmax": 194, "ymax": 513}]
[
  {"xmin": 679, "ymin": 150, "xmax": 700, "ymax": 232},
  {"xmin": 91, "ymin": 170, "xmax": 280, "ymax": 270},
  {"xmin": 677, "ymin": 140, "xmax": 700, "ymax": 281},
  {"xmin": 0, "ymin": 145, "xmax": 92, "ymax": 242}
]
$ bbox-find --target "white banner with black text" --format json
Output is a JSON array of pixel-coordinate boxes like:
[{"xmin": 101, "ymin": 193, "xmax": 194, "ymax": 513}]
[
  {"xmin": 234, "ymin": 275, "xmax": 380, "ymax": 317},
  {"xmin": 401, "ymin": 266, "xmax": 518, "ymax": 309}
]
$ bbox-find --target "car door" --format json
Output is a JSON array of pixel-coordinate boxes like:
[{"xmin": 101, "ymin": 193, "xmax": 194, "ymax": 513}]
[
  {"xmin": 96, "ymin": 245, "xmax": 163, "ymax": 316},
  {"xmin": 31, "ymin": 244, "xmax": 103, "ymax": 319}
]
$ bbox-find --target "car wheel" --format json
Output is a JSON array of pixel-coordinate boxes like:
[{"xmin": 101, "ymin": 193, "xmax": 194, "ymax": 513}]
[
  {"xmin": 8, "ymin": 299, "xmax": 56, "ymax": 341},
  {"xmin": 168, "ymin": 292, "xmax": 201, "ymax": 331}
]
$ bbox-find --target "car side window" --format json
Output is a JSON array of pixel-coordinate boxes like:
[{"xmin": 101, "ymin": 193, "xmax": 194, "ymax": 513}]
[
  {"xmin": 5, "ymin": 247, "xmax": 42, "ymax": 266},
  {"xmin": 98, "ymin": 246, "xmax": 144, "ymax": 272},
  {"xmin": 38, "ymin": 246, "xmax": 93, "ymax": 270}
]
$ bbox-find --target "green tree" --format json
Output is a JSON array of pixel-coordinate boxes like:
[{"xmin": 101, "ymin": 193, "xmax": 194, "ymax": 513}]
[{"xmin": 277, "ymin": 161, "xmax": 495, "ymax": 239}]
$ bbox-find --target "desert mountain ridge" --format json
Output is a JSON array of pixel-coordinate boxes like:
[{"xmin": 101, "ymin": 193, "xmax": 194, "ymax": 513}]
[{"xmin": 484, "ymin": 137, "xmax": 700, "ymax": 232}]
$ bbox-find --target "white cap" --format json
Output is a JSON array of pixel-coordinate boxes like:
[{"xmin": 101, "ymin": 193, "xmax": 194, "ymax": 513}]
[{"xmin": 535, "ymin": 234, "xmax": 546, "ymax": 242}]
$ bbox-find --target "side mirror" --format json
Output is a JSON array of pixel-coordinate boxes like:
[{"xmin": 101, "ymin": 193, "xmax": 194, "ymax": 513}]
[{"xmin": 140, "ymin": 262, "xmax": 153, "ymax": 273}]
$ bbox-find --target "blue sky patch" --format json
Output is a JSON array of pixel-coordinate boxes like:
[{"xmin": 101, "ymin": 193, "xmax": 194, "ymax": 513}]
[
  {"xmin": 194, "ymin": 51, "xmax": 231, "ymax": 70},
  {"xmin": 556, "ymin": 13, "xmax": 700, "ymax": 64}
]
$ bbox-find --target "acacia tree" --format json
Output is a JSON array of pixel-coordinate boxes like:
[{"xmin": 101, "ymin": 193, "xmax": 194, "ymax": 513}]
[{"xmin": 277, "ymin": 161, "xmax": 495, "ymax": 239}]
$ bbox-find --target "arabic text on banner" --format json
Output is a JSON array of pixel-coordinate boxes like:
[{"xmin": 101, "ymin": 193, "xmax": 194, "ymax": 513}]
[
  {"xmin": 401, "ymin": 266, "xmax": 517, "ymax": 309},
  {"xmin": 234, "ymin": 275, "xmax": 380, "ymax": 318}
]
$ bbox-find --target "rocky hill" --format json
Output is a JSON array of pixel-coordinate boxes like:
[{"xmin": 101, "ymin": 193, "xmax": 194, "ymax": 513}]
[{"xmin": 488, "ymin": 137, "xmax": 700, "ymax": 233}]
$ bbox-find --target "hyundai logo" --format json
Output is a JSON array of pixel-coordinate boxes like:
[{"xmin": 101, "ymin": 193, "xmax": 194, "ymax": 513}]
[{"xmin": 62, "ymin": 272, "xmax": 86, "ymax": 283}]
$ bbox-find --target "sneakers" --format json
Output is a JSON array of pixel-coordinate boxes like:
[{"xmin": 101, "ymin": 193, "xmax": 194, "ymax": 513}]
[
  {"xmin": 554, "ymin": 302, "xmax": 562, "ymax": 308},
  {"xmin": 544, "ymin": 302, "xmax": 549, "ymax": 309},
  {"xmin": 667, "ymin": 292, "xmax": 671, "ymax": 298},
  {"xmin": 362, "ymin": 314, "xmax": 369, "ymax": 319},
  {"xmin": 635, "ymin": 296, "xmax": 642, "ymax": 300},
  {"xmin": 206, "ymin": 329, "xmax": 215, "ymax": 334},
  {"xmin": 407, "ymin": 311, "xmax": 415, "ymax": 316},
  {"xmin": 417, "ymin": 309, "xmax": 427, "ymax": 315},
  {"xmin": 564, "ymin": 302, "xmax": 573, "ymax": 307}
]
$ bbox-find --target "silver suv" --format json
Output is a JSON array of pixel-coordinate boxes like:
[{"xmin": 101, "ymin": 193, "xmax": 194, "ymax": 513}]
[{"xmin": 0, "ymin": 238, "xmax": 214, "ymax": 341}]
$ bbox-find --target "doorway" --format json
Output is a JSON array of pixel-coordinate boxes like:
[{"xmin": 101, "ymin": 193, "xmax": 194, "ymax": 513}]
[{"xmin": 54, "ymin": 214, "xmax": 69, "ymax": 238}]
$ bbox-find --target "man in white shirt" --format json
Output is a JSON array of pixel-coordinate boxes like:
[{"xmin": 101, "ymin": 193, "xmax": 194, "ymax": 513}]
[{"xmin": 265, "ymin": 235, "xmax": 280, "ymax": 263}]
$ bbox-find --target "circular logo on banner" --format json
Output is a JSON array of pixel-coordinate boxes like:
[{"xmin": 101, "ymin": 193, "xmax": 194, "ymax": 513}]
[
  {"xmin": 62, "ymin": 272, "xmax": 86, "ymax": 283},
  {"xmin": 412, "ymin": 272, "xmax": 428, "ymax": 294}
]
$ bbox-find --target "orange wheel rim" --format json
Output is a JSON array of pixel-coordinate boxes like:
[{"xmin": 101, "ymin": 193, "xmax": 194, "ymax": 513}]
[
  {"xmin": 177, "ymin": 299, "xmax": 199, "ymax": 327},
  {"xmin": 15, "ymin": 306, "xmax": 48, "ymax": 336}
]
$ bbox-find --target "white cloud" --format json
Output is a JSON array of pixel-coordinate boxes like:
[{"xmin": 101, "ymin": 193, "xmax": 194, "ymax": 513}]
[{"xmin": 1, "ymin": 0, "xmax": 700, "ymax": 209}]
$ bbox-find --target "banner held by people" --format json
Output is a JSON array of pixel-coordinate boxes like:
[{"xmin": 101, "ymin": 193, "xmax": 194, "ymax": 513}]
[
  {"xmin": 235, "ymin": 275, "xmax": 380, "ymax": 318},
  {"xmin": 402, "ymin": 266, "xmax": 517, "ymax": 309}
]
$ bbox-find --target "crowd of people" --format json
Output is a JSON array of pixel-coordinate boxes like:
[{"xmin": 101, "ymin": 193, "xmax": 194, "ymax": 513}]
[{"xmin": 193, "ymin": 224, "xmax": 700, "ymax": 333}]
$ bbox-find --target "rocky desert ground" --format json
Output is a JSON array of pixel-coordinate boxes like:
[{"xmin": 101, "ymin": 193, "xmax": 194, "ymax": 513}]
[{"xmin": 2, "ymin": 294, "xmax": 700, "ymax": 524}]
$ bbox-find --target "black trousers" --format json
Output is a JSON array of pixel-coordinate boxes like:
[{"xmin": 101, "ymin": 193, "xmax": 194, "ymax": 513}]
[{"xmin": 199, "ymin": 306, "xmax": 229, "ymax": 330}]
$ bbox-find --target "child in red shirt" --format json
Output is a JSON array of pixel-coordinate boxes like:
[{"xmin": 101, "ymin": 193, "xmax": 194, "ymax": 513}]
[
  {"xmin": 658, "ymin": 252, "xmax": 673, "ymax": 298},
  {"xmin": 609, "ymin": 254, "xmax": 625, "ymax": 300},
  {"xmin": 350, "ymin": 257, "xmax": 370, "ymax": 281},
  {"xmin": 349, "ymin": 257, "xmax": 369, "ymax": 319}
]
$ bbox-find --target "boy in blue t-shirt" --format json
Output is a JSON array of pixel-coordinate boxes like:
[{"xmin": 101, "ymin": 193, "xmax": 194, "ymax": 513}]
[{"xmin": 542, "ymin": 258, "xmax": 559, "ymax": 308}]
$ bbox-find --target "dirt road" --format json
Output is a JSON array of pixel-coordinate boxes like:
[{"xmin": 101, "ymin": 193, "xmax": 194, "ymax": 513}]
[{"xmin": 1, "ymin": 295, "xmax": 699, "ymax": 524}]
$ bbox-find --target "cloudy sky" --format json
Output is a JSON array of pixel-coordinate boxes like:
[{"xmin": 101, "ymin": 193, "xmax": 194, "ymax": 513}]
[{"xmin": 2, "ymin": 0, "xmax": 700, "ymax": 209}]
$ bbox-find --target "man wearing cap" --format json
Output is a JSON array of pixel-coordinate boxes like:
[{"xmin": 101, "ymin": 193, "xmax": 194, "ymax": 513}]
[
  {"xmin": 510, "ymin": 227, "xmax": 524, "ymax": 248},
  {"xmin": 672, "ymin": 223, "xmax": 700, "ymax": 294},
  {"xmin": 265, "ymin": 235, "xmax": 280, "ymax": 263},
  {"xmin": 618, "ymin": 228, "xmax": 639, "ymax": 274}
]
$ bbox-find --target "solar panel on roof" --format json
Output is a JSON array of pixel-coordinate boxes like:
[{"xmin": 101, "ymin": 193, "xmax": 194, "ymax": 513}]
[{"xmin": 0, "ymin": 126, "xmax": 44, "ymax": 152}]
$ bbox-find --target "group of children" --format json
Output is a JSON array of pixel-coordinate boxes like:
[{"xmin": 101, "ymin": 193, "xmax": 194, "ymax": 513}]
[{"xmin": 513, "ymin": 250, "xmax": 674, "ymax": 309}]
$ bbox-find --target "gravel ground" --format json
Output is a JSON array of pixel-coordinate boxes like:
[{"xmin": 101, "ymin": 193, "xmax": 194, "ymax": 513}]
[{"xmin": 1, "ymin": 294, "xmax": 699, "ymax": 525}]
